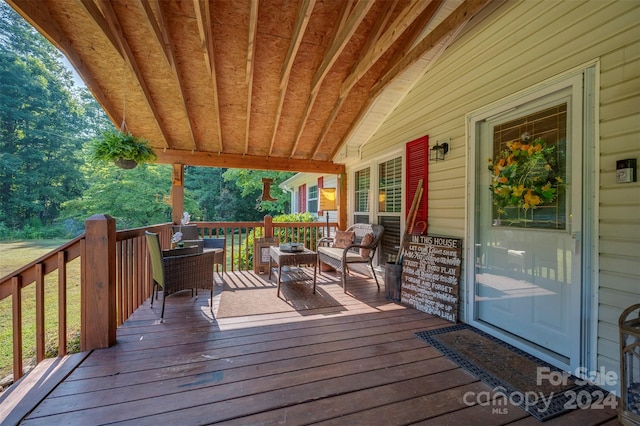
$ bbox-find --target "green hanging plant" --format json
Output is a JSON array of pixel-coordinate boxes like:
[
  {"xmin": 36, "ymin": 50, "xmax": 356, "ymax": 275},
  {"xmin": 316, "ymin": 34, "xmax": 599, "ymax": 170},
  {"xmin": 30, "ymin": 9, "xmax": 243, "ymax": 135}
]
[{"xmin": 90, "ymin": 130, "xmax": 157, "ymax": 169}]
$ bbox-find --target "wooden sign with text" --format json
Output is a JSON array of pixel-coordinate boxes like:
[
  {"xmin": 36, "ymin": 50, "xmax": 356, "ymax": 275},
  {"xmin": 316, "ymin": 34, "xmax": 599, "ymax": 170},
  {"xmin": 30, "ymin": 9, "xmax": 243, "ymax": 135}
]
[{"xmin": 400, "ymin": 235, "xmax": 462, "ymax": 322}]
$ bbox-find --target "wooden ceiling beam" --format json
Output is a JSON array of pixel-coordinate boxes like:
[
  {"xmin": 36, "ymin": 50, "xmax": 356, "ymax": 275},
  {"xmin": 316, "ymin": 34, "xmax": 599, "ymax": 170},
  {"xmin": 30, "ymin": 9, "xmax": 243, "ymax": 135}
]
[
  {"xmin": 268, "ymin": 0, "xmax": 315, "ymax": 157},
  {"xmin": 371, "ymin": 0, "xmax": 491, "ymax": 97},
  {"xmin": 311, "ymin": 0, "xmax": 396, "ymax": 159},
  {"xmin": 279, "ymin": 0, "xmax": 315, "ymax": 90},
  {"xmin": 77, "ymin": 0, "xmax": 123, "ymax": 60},
  {"xmin": 333, "ymin": 0, "xmax": 490, "ymax": 160},
  {"xmin": 143, "ymin": 1, "xmax": 198, "ymax": 151},
  {"xmin": 245, "ymin": 0, "xmax": 259, "ymax": 155},
  {"xmin": 7, "ymin": 0, "xmax": 120, "ymax": 128},
  {"xmin": 193, "ymin": 0, "xmax": 223, "ymax": 153},
  {"xmin": 89, "ymin": 0, "xmax": 172, "ymax": 147},
  {"xmin": 246, "ymin": 1, "xmax": 259, "ymax": 85},
  {"xmin": 139, "ymin": 0, "xmax": 174, "ymax": 70},
  {"xmin": 289, "ymin": 0, "xmax": 369, "ymax": 159},
  {"xmin": 340, "ymin": 0, "xmax": 433, "ymax": 97},
  {"xmin": 156, "ymin": 150, "xmax": 345, "ymax": 175},
  {"xmin": 310, "ymin": 0, "xmax": 372, "ymax": 94},
  {"xmin": 384, "ymin": 0, "xmax": 444, "ymax": 68}
]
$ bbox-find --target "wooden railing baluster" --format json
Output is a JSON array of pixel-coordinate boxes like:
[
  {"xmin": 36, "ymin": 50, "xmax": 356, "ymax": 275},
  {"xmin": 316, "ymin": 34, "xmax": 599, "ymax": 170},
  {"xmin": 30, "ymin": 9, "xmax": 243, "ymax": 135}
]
[
  {"xmin": 57, "ymin": 251, "xmax": 67, "ymax": 356},
  {"xmin": 35, "ymin": 263, "xmax": 45, "ymax": 362},
  {"xmin": 12, "ymin": 276, "xmax": 22, "ymax": 380}
]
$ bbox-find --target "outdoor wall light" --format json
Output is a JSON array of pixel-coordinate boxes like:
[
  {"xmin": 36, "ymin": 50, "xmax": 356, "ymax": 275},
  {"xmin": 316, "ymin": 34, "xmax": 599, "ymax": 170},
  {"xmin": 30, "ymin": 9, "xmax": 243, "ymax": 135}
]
[{"xmin": 430, "ymin": 139, "xmax": 450, "ymax": 162}]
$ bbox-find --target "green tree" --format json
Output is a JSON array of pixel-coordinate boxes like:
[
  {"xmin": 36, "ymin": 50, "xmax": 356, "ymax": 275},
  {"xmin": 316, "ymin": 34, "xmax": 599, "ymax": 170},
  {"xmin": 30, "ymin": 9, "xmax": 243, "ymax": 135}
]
[{"xmin": 0, "ymin": 3, "xmax": 87, "ymax": 230}]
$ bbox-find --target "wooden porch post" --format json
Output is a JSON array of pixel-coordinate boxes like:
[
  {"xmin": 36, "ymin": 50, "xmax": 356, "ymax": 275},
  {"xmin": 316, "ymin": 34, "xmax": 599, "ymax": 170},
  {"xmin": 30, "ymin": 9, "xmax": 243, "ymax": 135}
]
[
  {"xmin": 264, "ymin": 215, "xmax": 273, "ymax": 238},
  {"xmin": 338, "ymin": 172, "xmax": 347, "ymax": 230},
  {"xmin": 82, "ymin": 214, "xmax": 116, "ymax": 350},
  {"xmin": 171, "ymin": 164, "xmax": 185, "ymax": 224}
]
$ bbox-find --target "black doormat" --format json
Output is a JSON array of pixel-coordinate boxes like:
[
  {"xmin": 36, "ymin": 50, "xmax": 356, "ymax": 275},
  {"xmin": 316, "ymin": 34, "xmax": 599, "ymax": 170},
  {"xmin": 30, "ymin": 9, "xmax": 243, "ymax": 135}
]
[{"xmin": 415, "ymin": 324, "xmax": 608, "ymax": 422}]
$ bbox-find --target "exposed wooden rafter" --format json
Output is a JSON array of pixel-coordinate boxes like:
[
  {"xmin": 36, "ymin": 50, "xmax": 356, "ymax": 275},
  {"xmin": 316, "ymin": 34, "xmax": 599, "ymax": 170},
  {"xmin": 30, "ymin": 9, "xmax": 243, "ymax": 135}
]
[
  {"xmin": 140, "ymin": 1, "xmax": 198, "ymax": 151},
  {"xmin": 137, "ymin": 0, "xmax": 173, "ymax": 70},
  {"xmin": 245, "ymin": 0, "xmax": 259, "ymax": 154},
  {"xmin": 311, "ymin": 0, "xmax": 397, "ymax": 159},
  {"xmin": 372, "ymin": 0, "xmax": 491, "ymax": 97},
  {"xmin": 77, "ymin": 0, "xmax": 122, "ymax": 61},
  {"xmin": 314, "ymin": 0, "xmax": 440, "ymax": 159},
  {"xmin": 332, "ymin": 0, "xmax": 490, "ymax": 159},
  {"xmin": 80, "ymin": 0, "xmax": 172, "ymax": 147},
  {"xmin": 268, "ymin": 0, "xmax": 315, "ymax": 157},
  {"xmin": 340, "ymin": 0, "xmax": 433, "ymax": 97},
  {"xmin": 310, "ymin": 0, "xmax": 371, "ymax": 94},
  {"xmin": 384, "ymin": 0, "xmax": 444, "ymax": 68},
  {"xmin": 289, "ymin": 0, "xmax": 371, "ymax": 159},
  {"xmin": 193, "ymin": 0, "xmax": 223, "ymax": 153},
  {"xmin": 279, "ymin": 0, "xmax": 315, "ymax": 90}
]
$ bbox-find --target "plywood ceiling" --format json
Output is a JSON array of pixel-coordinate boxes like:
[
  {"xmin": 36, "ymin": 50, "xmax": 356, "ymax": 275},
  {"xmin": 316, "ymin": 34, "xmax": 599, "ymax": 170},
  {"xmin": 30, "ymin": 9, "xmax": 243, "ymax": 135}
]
[{"xmin": 8, "ymin": 0, "xmax": 490, "ymax": 174}]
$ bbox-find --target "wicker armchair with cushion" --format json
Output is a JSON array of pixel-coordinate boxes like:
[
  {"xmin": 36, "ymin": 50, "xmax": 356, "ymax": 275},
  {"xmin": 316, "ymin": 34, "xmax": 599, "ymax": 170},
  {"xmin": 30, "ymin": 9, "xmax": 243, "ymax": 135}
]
[
  {"xmin": 316, "ymin": 223, "xmax": 384, "ymax": 293},
  {"xmin": 145, "ymin": 231, "xmax": 216, "ymax": 318}
]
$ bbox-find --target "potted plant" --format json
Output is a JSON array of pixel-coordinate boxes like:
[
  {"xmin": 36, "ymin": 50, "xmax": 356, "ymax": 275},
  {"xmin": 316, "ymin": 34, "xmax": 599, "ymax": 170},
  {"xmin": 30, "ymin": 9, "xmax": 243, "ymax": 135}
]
[{"xmin": 90, "ymin": 130, "xmax": 157, "ymax": 169}]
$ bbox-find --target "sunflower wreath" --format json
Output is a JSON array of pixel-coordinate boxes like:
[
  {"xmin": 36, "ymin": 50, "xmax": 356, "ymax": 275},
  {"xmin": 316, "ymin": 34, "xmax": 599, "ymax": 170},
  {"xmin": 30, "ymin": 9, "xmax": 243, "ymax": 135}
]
[{"xmin": 488, "ymin": 133, "xmax": 562, "ymax": 217}]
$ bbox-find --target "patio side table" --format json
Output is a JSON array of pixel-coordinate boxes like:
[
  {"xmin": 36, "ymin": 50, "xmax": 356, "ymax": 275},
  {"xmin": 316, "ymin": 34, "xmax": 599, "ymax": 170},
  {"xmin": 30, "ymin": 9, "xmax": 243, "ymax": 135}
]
[{"xmin": 269, "ymin": 246, "xmax": 317, "ymax": 297}]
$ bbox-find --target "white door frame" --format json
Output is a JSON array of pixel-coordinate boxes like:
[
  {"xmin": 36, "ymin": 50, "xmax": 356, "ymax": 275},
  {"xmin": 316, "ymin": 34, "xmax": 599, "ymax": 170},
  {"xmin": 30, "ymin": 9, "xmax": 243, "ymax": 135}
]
[{"xmin": 464, "ymin": 62, "xmax": 599, "ymax": 375}]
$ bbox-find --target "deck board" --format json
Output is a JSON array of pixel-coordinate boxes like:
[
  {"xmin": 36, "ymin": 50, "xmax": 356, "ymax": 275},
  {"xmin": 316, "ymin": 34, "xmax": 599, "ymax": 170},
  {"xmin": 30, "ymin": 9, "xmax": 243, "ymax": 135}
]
[{"xmin": 14, "ymin": 270, "xmax": 619, "ymax": 425}]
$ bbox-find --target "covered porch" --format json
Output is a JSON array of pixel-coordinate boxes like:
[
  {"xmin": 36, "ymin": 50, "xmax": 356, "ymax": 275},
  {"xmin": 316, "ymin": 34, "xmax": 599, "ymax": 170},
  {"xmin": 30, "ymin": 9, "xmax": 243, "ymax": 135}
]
[
  {"xmin": 1, "ymin": 270, "xmax": 619, "ymax": 425},
  {"xmin": 1, "ymin": 0, "xmax": 632, "ymax": 424}
]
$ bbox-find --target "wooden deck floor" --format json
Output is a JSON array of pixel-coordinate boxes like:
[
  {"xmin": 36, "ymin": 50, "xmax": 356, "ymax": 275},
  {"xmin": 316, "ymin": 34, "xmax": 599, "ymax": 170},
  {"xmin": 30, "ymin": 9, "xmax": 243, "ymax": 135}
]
[{"xmin": 10, "ymin": 270, "xmax": 619, "ymax": 425}]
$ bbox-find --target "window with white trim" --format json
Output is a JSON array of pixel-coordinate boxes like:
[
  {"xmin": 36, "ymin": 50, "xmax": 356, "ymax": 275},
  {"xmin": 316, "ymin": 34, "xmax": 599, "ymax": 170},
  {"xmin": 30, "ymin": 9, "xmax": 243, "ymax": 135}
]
[
  {"xmin": 378, "ymin": 156, "xmax": 402, "ymax": 263},
  {"xmin": 378, "ymin": 157, "xmax": 402, "ymax": 213},
  {"xmin": 354, "ymin": 167, "xmax": 370, "ymax": 223},
  {"xmin": 308, "ymin": 184, "xmax": 318, "ymax": 213}
]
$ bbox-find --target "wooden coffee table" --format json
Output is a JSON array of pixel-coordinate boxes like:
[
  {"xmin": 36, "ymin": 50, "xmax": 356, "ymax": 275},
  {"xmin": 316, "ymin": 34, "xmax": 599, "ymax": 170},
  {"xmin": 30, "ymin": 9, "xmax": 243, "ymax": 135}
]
[{"xmin": 269, "ymin": 246, "xmax": 317, "ymax": 297}]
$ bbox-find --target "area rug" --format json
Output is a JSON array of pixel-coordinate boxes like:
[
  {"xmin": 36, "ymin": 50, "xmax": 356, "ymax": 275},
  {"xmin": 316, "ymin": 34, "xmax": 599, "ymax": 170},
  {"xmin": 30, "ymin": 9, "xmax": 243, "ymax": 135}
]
[
  {"xmin": 215, "ymin": 271, "xmax": 343, "ymax": 318},
  {"xmin": 415, "ymin": 324, "xmax": 607, "ymax": 421}
]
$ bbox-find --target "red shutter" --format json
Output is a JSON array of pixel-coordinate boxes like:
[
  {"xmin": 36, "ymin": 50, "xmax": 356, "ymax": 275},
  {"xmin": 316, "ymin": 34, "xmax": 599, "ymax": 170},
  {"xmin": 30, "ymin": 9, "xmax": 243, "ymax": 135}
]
[
  {"xmin": 406, "ymin": 135, "xmax": 428, "ymax": 233},
  {"xmin": 317, "ymin": 177, "xmax": 324, "ymax": 216},
  {"xmin": 298, "ymin": 184, "xmax": 307, "ymax": 213}
]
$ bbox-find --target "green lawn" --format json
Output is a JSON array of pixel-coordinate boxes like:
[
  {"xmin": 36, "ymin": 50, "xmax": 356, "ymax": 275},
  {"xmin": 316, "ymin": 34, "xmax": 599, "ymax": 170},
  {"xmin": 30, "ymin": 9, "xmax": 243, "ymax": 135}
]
[{"xmin": 0, "ymin": 240, "xmax": 81, "ymax": 379}]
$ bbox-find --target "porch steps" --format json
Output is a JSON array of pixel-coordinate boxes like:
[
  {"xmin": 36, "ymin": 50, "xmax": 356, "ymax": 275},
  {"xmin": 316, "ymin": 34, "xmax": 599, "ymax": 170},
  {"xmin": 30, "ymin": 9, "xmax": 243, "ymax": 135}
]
[{"xmin": 0, "ymin": 352, "xmax": 90, "ymax": 425}]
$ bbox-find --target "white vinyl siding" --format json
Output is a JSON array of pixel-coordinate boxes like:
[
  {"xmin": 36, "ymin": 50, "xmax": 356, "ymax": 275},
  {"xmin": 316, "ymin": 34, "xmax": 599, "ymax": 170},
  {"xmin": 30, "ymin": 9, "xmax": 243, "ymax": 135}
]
[{"xmin": 350, "ymin": 0, "xmax": 639, "ymax": 392}]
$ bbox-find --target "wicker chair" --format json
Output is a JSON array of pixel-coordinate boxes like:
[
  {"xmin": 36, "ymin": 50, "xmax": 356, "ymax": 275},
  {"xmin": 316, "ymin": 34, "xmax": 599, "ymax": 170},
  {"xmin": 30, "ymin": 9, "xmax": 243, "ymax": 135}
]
[
  {"xmin": 316, "ymin": 223, "xmax": 384, "ymax": 293},
  {"xmin": 145, "ymin": 231, "xmax": 216, "ymax": 318}
]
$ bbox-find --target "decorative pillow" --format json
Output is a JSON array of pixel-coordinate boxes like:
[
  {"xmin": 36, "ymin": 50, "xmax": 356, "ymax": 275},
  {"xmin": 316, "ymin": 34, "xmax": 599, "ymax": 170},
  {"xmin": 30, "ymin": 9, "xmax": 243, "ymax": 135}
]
[
  {"xmin": 359, "ymin": 232, "xmax": 375, "ymax": 257},
  {"xmin": 333, "ymin": 231, "xmax": 354, "ymax": 249}
]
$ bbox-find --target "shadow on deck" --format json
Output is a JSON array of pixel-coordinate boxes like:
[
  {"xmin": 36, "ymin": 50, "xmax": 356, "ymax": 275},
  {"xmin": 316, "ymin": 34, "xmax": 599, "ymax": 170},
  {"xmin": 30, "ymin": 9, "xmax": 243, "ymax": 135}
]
[{"xmin": 1, "ymin": 269, "xmax": 619, "ymax": 425}]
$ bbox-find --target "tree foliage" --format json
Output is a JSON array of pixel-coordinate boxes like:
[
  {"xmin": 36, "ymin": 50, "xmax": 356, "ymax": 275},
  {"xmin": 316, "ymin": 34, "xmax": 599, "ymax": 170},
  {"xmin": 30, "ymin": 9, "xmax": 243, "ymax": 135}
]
[{"xmin": 0, "ymin": 3, "xmax": 87, "ymax": 229}]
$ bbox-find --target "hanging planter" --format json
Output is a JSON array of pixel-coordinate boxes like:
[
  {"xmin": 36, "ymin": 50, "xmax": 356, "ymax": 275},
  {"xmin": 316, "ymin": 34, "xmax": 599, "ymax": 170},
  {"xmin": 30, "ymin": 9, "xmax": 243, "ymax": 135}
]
[
  {"xmin": 114, "ymin": 158, "xmax": 138, "ymax": 169},
  {"xmin": 90, "ymin": 130, "xmax": 157, "ymax": 169}
]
